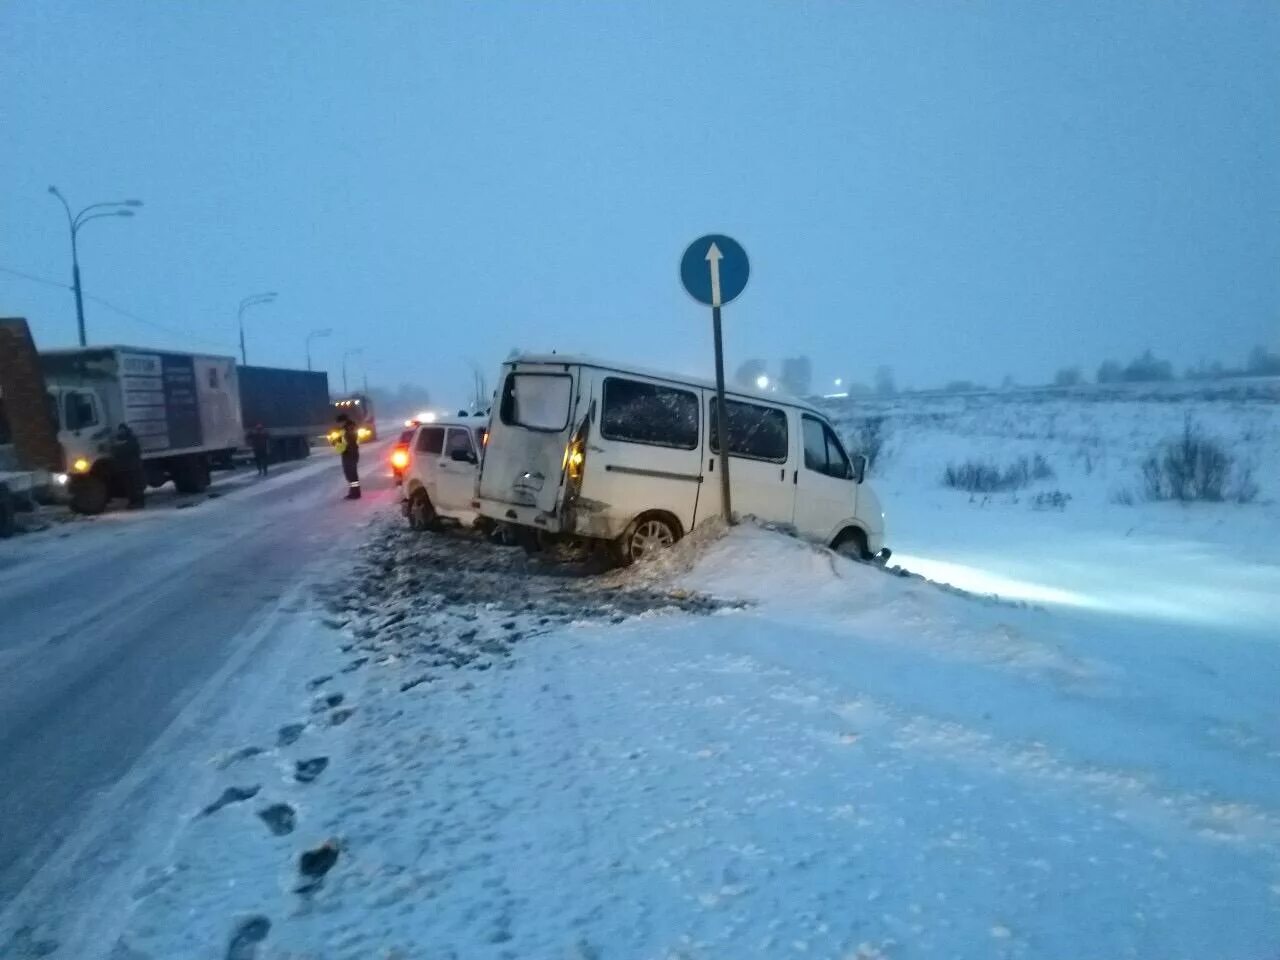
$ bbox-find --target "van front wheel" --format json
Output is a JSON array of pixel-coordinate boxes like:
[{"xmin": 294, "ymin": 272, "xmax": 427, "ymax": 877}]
[
  {"xmin": 614, "ymin": 514, "xmax": 680, "ymax": 566},
  {"xmin": 832, "ymin": 527, "xmax": 869, "ymax": 561}
]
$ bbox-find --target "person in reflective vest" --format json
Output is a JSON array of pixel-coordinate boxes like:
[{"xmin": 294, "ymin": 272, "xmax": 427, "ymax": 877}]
[{"xmin": 334, "ymin": 415, "xmax": 361, "ymax": 500}]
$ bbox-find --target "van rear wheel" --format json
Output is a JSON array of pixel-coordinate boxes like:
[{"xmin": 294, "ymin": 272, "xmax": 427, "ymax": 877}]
[{"xmin": 614, "ymin": 514, "xmax": 680, "ymax": 566}]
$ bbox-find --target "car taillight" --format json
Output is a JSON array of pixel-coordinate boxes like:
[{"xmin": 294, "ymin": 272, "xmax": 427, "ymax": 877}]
[{"xmin": 390, "ymin": 447, "xmax": 409, "ymax": 470}]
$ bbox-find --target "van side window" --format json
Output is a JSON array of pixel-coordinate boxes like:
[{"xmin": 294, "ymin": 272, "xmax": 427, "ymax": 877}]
[
  {"xmin": 709, "ymin": 398, "xmax": 788, "ymax": 462},
  {"xmin": 601, "ymin": 377, "xmax": 699, "ymax": 450},
  {"xmin": 417, "ymin": 426, "xmax": 445, "ymax": 454},
  {"xmin": 65, "ymin": 391, "xmax": 98, "ymax": 431},
  {"xmin": 500, "ymin": 373, "xmax": 572, "ymax": 432},
  {"xmin": 802, "ymin": 415, "xmax": 852, "ymax": 479}
]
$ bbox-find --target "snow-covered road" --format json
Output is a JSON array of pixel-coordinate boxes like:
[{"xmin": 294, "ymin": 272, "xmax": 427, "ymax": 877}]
[{"xmin": 0, "ymin": 450, "xmax": 396, "ymax": 933}]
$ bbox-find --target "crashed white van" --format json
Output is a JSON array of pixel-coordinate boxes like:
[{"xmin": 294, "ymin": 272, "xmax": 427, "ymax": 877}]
[{"xmin": 476, "ymin": 355, "xmax": 888, "ymax": 565}]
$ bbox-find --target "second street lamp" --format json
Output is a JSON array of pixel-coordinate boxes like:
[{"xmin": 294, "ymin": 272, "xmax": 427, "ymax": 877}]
[
  {"xmin": 341, "ymin": 348, "xmax": 363, "ymax": 394},
  {"xmin": 306, "ymin": 328, "xmax": 333, "ymax": 371},
  {"xmin": 237, "ymin": 292, "xmax": 277, "ymax": 366},
  {"xmin": 48, "ymin": 187, "xmax": 143, "ymax": 347}
]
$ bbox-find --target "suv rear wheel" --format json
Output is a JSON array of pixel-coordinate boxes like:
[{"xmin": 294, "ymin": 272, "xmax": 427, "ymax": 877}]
[{"xmin": 407, "ymin": 489, "xmax": 437, "ymax": 531}]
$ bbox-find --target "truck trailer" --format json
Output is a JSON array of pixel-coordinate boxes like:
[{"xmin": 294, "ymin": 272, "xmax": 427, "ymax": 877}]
[{"xmin": 238, "ymin": 364, "xmax": 331, "ymax": 461}]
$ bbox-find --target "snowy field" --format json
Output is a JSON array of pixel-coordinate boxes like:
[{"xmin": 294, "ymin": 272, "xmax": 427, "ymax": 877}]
[
  {"xmin": 13, "ymin": 380, "xmax": 1279, "ymax": 960},
  {"xmin": 822, "ymin": 378, "xmax": 1280, "ymax": 633}
]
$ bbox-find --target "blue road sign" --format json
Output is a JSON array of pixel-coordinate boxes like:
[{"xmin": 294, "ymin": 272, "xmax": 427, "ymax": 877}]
[{"xmin": 681, "ymin": 234, "xmax": 749, "ymax": 307}]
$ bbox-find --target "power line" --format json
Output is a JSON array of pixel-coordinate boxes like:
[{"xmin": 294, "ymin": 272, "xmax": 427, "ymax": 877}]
[{"xmin": 0, "ymin": 263, "xmax": 238, "ymax": 351}]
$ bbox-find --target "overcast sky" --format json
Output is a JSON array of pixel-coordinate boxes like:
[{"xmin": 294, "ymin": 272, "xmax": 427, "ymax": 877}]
[{"xmin": 2, "ymin": 1, "xmax": 1277, "ymax": 403}]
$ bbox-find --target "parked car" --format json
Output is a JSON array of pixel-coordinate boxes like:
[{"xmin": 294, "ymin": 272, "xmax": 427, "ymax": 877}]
[
  {"xmin": 401, "ymin": 414, "xmax": 489, "ymax": 529},
  {"xmin": 476, "ymin": 355, "xmax": 889, "ymax": 565}
]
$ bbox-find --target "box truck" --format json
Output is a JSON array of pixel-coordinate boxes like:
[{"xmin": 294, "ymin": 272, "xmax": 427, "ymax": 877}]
[{"xmin": 38, "ymin": 346, "xmax": 244, "ymax": 513}]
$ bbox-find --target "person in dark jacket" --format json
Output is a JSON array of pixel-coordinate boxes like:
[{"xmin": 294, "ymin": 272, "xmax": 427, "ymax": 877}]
[
  {"xmin": 335, "ymin": 414, "xmax": 361, "ymax": 499},
  {"xmin": 247, "ymin": 423, "xmax": 270, "ymax": 477},
  {"xmin": 113, "ymin": 423, "xmax": 146, "ymax": 508}
]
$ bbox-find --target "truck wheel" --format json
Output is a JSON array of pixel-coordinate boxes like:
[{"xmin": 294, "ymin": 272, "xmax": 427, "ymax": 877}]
[
  {"xmin": 407, "ymin": 490, "xmax": 437, "ymax": 531},
  {"xmin": 0, "ymin": 489, "xmax": 15, "ymax": 538},
  {"xmin": 69, "ymin": 475, "xmax": 109, "ymax": 515},
  {"xmin": 172, "ymin": 456, "xmax": 211, "ymax": 494}
]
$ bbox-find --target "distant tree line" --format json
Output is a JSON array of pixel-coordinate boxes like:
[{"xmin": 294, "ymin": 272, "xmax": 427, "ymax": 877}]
[
  {"xmin": 1064, "ymin": 343, "xmax": 1280, "ymax": 387},
  {"xmin": 728, "ymin": 342, "xmax": 1280, "ymax": 400}
]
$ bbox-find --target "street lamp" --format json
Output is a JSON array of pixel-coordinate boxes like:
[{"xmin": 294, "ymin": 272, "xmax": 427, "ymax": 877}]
[
  {"xmin": 48, "ymin": 186, "xmax": 143, "ymax": 346},
  {"xmin": 341, "ymin": 348, "xmax": 363, "ymax": 394},
  {"xmin": 305, "ymin": 327, "xmax": 333, "ymax": 371},
  {"xmin": 237, "ymin": 291, "xmax": 277, "ymax": 366}
]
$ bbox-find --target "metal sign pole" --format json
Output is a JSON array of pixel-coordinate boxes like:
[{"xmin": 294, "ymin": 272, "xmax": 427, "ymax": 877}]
[
  {"xmin": 680, "ymin": 233, "xmax": 749, "ymax": 528},
  {"xmin": 711, "ymin": 302, "xmax": 734, "ymax": 524}
]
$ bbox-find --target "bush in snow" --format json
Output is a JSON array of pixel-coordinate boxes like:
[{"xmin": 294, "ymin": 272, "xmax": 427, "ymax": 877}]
[
  {"xmin": 1054, "ymin": 366, "xmax": 1083, "ymax": 387},
  {"xmin": 846, "ymin": 416, "xmax": 890, "ymax": 470},
  {"xmin": 1031, "ymin": 490, "xmax": 1072, "ymax": 510},
  {"xmin": 943, "ymin": 455, "xmax": 1054, "ymax": 493},
  {"xmin": 1140, "ymin": 418, "xmax": 1258, "ymax": 504}
]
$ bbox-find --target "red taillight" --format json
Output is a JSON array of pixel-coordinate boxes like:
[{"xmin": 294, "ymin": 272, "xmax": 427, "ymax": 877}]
[{"xmin": 390, "ymin": 447, "xmax": 409, "ymax": 470}]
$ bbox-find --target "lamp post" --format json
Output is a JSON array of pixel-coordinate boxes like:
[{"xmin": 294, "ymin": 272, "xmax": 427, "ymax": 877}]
[
  {"xmin": 48, "ymin": 187, "xmax": 143, "ymax": 347},
  {"xmin": 342, "ymin": 348, "xmax": 363, "ymax": 394},
  {"xmin": 305, "ymin": 327, "xmax": 333, "ymax": 371},
  {"xmin": 237, "ymin": 291, "xmax": 277, "ymax": 365}
]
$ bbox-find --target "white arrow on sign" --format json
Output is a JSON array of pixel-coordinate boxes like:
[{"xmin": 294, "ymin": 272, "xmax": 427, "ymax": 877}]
[{"xmin": 705, "ymin": 241, "xmax": 723, "ymax": 308}]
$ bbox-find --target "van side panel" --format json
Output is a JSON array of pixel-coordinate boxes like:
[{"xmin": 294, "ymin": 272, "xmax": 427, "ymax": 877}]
[
  {"xmin": 693, "ymin": 390, "xmax": 797, "ymax": 529},
  {"xmin": 569, "ymin": 371, "xmax": 702, "ymax": 540}
]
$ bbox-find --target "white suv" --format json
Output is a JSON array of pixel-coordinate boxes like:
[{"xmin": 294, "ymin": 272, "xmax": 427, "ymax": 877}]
[{"xmin": 401, "ymin": 414, "xmax": 488, "ymax": 530}]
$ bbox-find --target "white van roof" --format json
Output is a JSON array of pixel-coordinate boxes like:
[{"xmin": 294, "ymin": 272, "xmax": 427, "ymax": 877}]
[{"xmin": 507, "ymin": 353, "xmax": 825, "ymax": 417}]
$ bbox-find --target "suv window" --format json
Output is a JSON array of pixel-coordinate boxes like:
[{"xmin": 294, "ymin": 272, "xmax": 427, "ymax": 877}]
[
  {"xmin": 65, "ymin": 391, "xmax": 98, "ymax": 431},
  {"xmin": 446, "ymin": 427, "xmax": 476, "ymax": 460},
  {"xmin": 801, "ymin": 415, "xmax": 851, "ymax": 479},
  {"xmin": 601, "ymin": 376, "xmax": 699, "ymax": 449},
  {"xmin": 500, "ymin": 373, "xmax": 572, "ymax": 432},
  {"xmin": 416, "ymin": 426, "xmax": 444, "ymax": 454},
  {"xmin": 709, "ymin": 398, "xmax": 788, "ymax": 462}
]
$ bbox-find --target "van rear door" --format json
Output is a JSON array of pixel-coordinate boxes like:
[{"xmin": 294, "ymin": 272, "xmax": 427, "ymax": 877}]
[{"xmin": 477, "ymin": 367, "xmax": 577, "ymax": 515}]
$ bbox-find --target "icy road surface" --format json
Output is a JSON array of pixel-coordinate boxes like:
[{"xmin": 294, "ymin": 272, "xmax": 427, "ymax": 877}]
[
  {"xmin": 0, "ymin": 452, "xmax": 394, "ymax": 934},
  {"xmin": 79, "ymin": 516, "xmax": 1280, "ymax": 960}
]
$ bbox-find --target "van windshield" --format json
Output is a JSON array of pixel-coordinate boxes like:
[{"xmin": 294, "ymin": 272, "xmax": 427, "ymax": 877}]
[{"xmin": 501, "ymin": 373, "xmax": 571, "ymax": 432}]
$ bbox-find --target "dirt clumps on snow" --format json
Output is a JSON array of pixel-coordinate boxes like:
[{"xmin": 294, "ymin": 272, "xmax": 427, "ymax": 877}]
[{"xmin": 321, "ymin": 514, "xmax": 734, "ymax": 689}]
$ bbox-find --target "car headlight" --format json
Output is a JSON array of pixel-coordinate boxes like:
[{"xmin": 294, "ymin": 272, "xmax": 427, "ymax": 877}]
[{"xmin": 357, "ymin": 426, "xmax": 371, "ymax": 440}]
